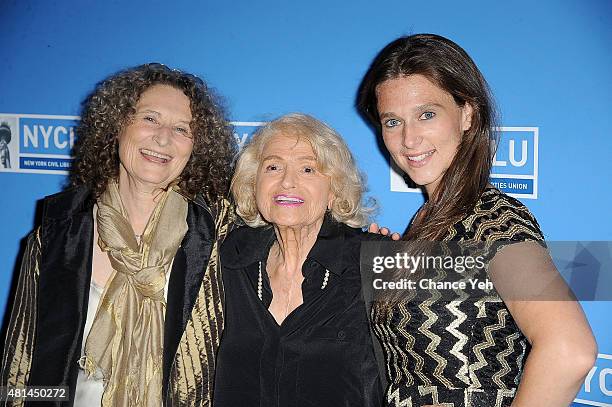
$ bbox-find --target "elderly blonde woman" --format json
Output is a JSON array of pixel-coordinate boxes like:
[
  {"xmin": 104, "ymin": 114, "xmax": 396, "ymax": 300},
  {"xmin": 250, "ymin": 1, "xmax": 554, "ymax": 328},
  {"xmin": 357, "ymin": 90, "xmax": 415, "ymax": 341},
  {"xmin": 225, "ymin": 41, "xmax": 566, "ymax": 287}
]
[{"xmin": 214, "ymin": 113, "xmax": 383, "ymax": 407}]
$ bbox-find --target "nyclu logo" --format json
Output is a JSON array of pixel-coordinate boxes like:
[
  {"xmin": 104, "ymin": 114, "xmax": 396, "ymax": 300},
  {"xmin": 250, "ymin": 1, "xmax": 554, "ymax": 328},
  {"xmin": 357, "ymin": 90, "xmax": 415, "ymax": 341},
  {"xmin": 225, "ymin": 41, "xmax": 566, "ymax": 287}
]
[{"xmin": 0, "ymin": 113, "xmax": 78, "ymax": 174}]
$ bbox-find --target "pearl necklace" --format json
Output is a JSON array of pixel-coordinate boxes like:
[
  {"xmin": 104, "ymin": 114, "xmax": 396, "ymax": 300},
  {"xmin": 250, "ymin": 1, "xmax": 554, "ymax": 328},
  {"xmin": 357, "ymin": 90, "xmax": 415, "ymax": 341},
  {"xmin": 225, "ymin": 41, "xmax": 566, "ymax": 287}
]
[{"xmin": 257, "ymin": 261, "xmax": 330, "ymax": 301}]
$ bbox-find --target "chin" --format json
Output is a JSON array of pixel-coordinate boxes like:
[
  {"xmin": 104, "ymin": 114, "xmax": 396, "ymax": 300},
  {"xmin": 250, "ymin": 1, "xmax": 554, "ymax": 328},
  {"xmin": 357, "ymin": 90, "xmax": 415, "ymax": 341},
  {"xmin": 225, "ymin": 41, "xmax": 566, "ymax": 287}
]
[
  {"xmin": 135, "ymin": 171, "xmax": 172, "ymax": 184},
  {"xmin": 270, "ymin": 219, "xmax": 302, "ymax": 228},
  {"xmin": 270, "ymin": 216, "xmax": 315, "ymax": 229},
  {"xmin": 406, "ymin": 170, "xmax": 442, "ymax": 188}
]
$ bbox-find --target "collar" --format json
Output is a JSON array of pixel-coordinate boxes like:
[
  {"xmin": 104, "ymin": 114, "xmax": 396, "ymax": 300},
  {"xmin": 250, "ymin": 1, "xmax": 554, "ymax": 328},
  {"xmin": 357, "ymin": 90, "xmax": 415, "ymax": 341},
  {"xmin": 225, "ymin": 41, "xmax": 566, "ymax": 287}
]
[
  {"xmin": 222, "ymin": 214, "xmax": 362, "ymax": 277},
  {"xmin": 42, "ymin": 185, "xmax": 96, "ymax": 222},
  {"xmin": 41, "ymin": 185, "xmax": 211, "ymax": 222}
]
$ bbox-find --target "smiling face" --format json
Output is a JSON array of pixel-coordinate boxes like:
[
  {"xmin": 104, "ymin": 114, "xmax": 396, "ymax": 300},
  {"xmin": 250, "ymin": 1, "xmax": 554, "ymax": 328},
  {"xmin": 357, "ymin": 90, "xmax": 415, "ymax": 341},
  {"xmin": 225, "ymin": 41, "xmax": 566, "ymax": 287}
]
[
  {"xmin": 255, "ymin": 134, "xmax": 333, "ymax": 230},
  {"xmin": 376, "ymin": 74, "xmax": 473, "ymax": 195},
  {"xmin": 118, "ymin": 84, "xmax": 194, "ymax": 191}
]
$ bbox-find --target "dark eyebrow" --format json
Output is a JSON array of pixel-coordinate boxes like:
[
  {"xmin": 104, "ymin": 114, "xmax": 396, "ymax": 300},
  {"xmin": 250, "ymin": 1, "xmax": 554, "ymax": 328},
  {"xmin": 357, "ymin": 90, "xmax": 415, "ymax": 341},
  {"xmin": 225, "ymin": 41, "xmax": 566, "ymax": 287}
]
[
  {"xmin": 379, "ymin": 103, "xmax": 445, "ymax": 119},
  {"xmin": 415, "ymin": 103, "xmax": 444, "ymax": 111},
  {"xmin": 379, "ymin": 112, "xmax": 397, "ymax": 120}
]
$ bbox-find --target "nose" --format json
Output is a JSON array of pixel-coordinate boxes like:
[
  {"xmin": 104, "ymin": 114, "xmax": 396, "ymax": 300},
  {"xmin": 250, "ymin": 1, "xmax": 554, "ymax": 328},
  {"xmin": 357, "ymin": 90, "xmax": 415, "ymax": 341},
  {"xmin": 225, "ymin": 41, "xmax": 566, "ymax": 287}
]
[
  {"xmin": 153, "ymin": 126, "xmax": 172, "ymax": 146},
  {"xmin": 281, "ymin": 167, "xmax": 296, "ymax": 189},
  {"xmin": 401, "ymin": 123, "xmax": 422, "ymax": 150}
]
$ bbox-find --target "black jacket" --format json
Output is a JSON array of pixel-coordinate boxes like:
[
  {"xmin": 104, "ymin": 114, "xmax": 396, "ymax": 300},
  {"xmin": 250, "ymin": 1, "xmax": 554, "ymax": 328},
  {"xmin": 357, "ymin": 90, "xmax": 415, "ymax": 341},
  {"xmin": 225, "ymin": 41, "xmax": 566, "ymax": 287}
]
[{"xmin": 2, "ymin": 186, "xmax": 231, "ymax": 406}]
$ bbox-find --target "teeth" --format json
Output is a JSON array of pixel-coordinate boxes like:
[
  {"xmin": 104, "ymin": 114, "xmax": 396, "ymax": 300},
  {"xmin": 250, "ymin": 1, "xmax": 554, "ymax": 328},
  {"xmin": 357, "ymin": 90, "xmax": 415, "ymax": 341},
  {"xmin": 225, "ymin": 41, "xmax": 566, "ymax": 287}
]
[
  {"xmin": 407, "ymin": 151, "xmax": 434, "ymax": 161},
  {"xmin": 275, "ymin": 196, "xmax": 304, "ymax": 203},
  {"xmin": 141, "ymin": 149, "xmax": 171, "ymax": 160}
]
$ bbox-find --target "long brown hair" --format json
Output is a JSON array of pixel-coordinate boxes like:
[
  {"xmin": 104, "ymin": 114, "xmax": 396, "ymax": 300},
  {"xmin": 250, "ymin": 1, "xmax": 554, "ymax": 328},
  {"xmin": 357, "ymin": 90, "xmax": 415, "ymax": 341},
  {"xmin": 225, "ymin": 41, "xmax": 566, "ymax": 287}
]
[{"xmin": 358, "ymin": 34, "xmax": 497, "ymax": 240}]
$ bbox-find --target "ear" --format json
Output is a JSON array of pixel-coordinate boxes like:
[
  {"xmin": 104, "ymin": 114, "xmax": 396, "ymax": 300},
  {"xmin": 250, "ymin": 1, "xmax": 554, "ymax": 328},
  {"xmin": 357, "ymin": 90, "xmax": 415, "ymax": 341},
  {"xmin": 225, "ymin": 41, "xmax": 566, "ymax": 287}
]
[
  {"xmin": 327, "ymin": 191, "xmax": 334, "ymax": 211},
  {"xmin": 461, "ymin": 102, "xmax": 474, "ymax": 133}
]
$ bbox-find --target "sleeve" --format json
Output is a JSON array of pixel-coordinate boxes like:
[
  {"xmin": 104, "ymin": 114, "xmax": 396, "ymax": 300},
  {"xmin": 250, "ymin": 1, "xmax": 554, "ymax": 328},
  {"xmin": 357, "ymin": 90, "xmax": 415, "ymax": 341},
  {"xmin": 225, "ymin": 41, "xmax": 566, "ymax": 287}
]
[
  {"xmin": 357, "ymin": 232, "xmax": 389, "ymax": 400},
  {"xmin": 361, "ymin": 345, "xmax": 384, "ymax": 407},
  {"xmin": 485, "ymin": 202, "xmax": 568, "ymax": 302},
  {"xmin": 1, "ymin": 228, "xmax": 41, "ymax": 392},
  {"xmin": 496, "ymin": 197, "xmax": 544, "ymax": 241},
  {"xmin": 483, "ymin": 197, "xmax": 546, "ymax": 261}
]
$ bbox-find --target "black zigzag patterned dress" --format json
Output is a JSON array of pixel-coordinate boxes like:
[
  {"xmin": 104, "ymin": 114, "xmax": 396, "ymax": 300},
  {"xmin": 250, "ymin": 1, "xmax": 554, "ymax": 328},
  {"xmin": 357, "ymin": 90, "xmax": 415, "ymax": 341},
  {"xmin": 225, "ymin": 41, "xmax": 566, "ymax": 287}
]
[{"xmin": 372, "ymin": 187, "xmax": 544, "ymax": 407}]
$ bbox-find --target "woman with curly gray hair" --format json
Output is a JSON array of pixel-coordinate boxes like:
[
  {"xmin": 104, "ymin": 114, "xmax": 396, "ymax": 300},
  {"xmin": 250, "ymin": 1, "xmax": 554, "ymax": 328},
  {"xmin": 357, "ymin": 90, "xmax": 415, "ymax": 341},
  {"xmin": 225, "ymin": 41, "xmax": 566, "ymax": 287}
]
[
  {"xmin": 2, "ymin": 63, "xmax": 236, "ymax": 406},
  {"xmin": 214, "ymin": 113, "xmax": 383, "ymax": 407}
]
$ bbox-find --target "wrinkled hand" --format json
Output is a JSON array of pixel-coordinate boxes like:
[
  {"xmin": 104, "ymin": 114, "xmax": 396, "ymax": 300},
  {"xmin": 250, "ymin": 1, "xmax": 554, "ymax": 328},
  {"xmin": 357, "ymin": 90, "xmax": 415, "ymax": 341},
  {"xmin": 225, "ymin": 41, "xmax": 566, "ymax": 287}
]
[{"xmin": 368, "ymin": 223, "xmax": 401, "ymax": 240}]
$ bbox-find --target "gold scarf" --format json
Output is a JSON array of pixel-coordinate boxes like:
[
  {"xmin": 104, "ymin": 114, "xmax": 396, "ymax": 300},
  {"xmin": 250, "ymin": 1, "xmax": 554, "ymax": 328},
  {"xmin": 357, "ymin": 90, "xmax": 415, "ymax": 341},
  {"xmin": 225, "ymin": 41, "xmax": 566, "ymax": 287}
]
[{"xmin": 82, "ymin": 182, "xmax": 188, "ymax": 406}]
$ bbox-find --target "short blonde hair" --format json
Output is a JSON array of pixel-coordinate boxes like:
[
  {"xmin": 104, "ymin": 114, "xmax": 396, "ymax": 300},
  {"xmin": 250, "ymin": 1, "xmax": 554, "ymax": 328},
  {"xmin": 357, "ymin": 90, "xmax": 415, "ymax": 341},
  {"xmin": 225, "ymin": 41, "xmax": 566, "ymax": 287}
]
[{"xmin": 232, "ymin": 113, "xmax": 373, "ymax": 228}]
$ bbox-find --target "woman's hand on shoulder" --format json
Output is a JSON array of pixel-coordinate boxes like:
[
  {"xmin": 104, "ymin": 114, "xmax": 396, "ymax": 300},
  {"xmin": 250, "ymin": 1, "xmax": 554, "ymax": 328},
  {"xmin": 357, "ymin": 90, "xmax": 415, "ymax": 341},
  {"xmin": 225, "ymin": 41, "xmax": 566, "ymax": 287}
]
[{"xmin": 368, "ymin": 223, "xmax": 401, "ymax": 240}]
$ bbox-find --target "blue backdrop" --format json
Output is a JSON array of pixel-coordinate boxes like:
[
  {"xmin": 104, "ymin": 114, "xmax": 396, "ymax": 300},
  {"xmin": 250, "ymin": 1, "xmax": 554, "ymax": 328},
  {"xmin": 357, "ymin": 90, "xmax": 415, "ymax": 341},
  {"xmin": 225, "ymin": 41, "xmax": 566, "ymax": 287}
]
[{"xmin": 1, "ymin": 0, "xmax": 611, "ymax": 404}]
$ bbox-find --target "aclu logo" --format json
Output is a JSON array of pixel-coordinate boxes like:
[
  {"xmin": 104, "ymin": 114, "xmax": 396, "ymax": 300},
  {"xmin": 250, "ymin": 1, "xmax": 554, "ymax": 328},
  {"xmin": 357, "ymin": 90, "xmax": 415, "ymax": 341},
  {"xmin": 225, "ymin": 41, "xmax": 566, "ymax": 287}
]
[
  {"xmin": 575, "ymin": 353, "xmax": 612, "ymax": 406},
  {"xmin": 390, "ymin": 127, "xmax": 539, "ymax": 199},
  {"xmin": 0, "ymin": 113, "xmax": 78, "ymax": 174},
  {"xmin": 231, "ymin": 121, "xmax": 266, "ymax": 150},
  {"xmin": 490, "ymin": 127, "xmax": 538, "ymax": 199}
]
